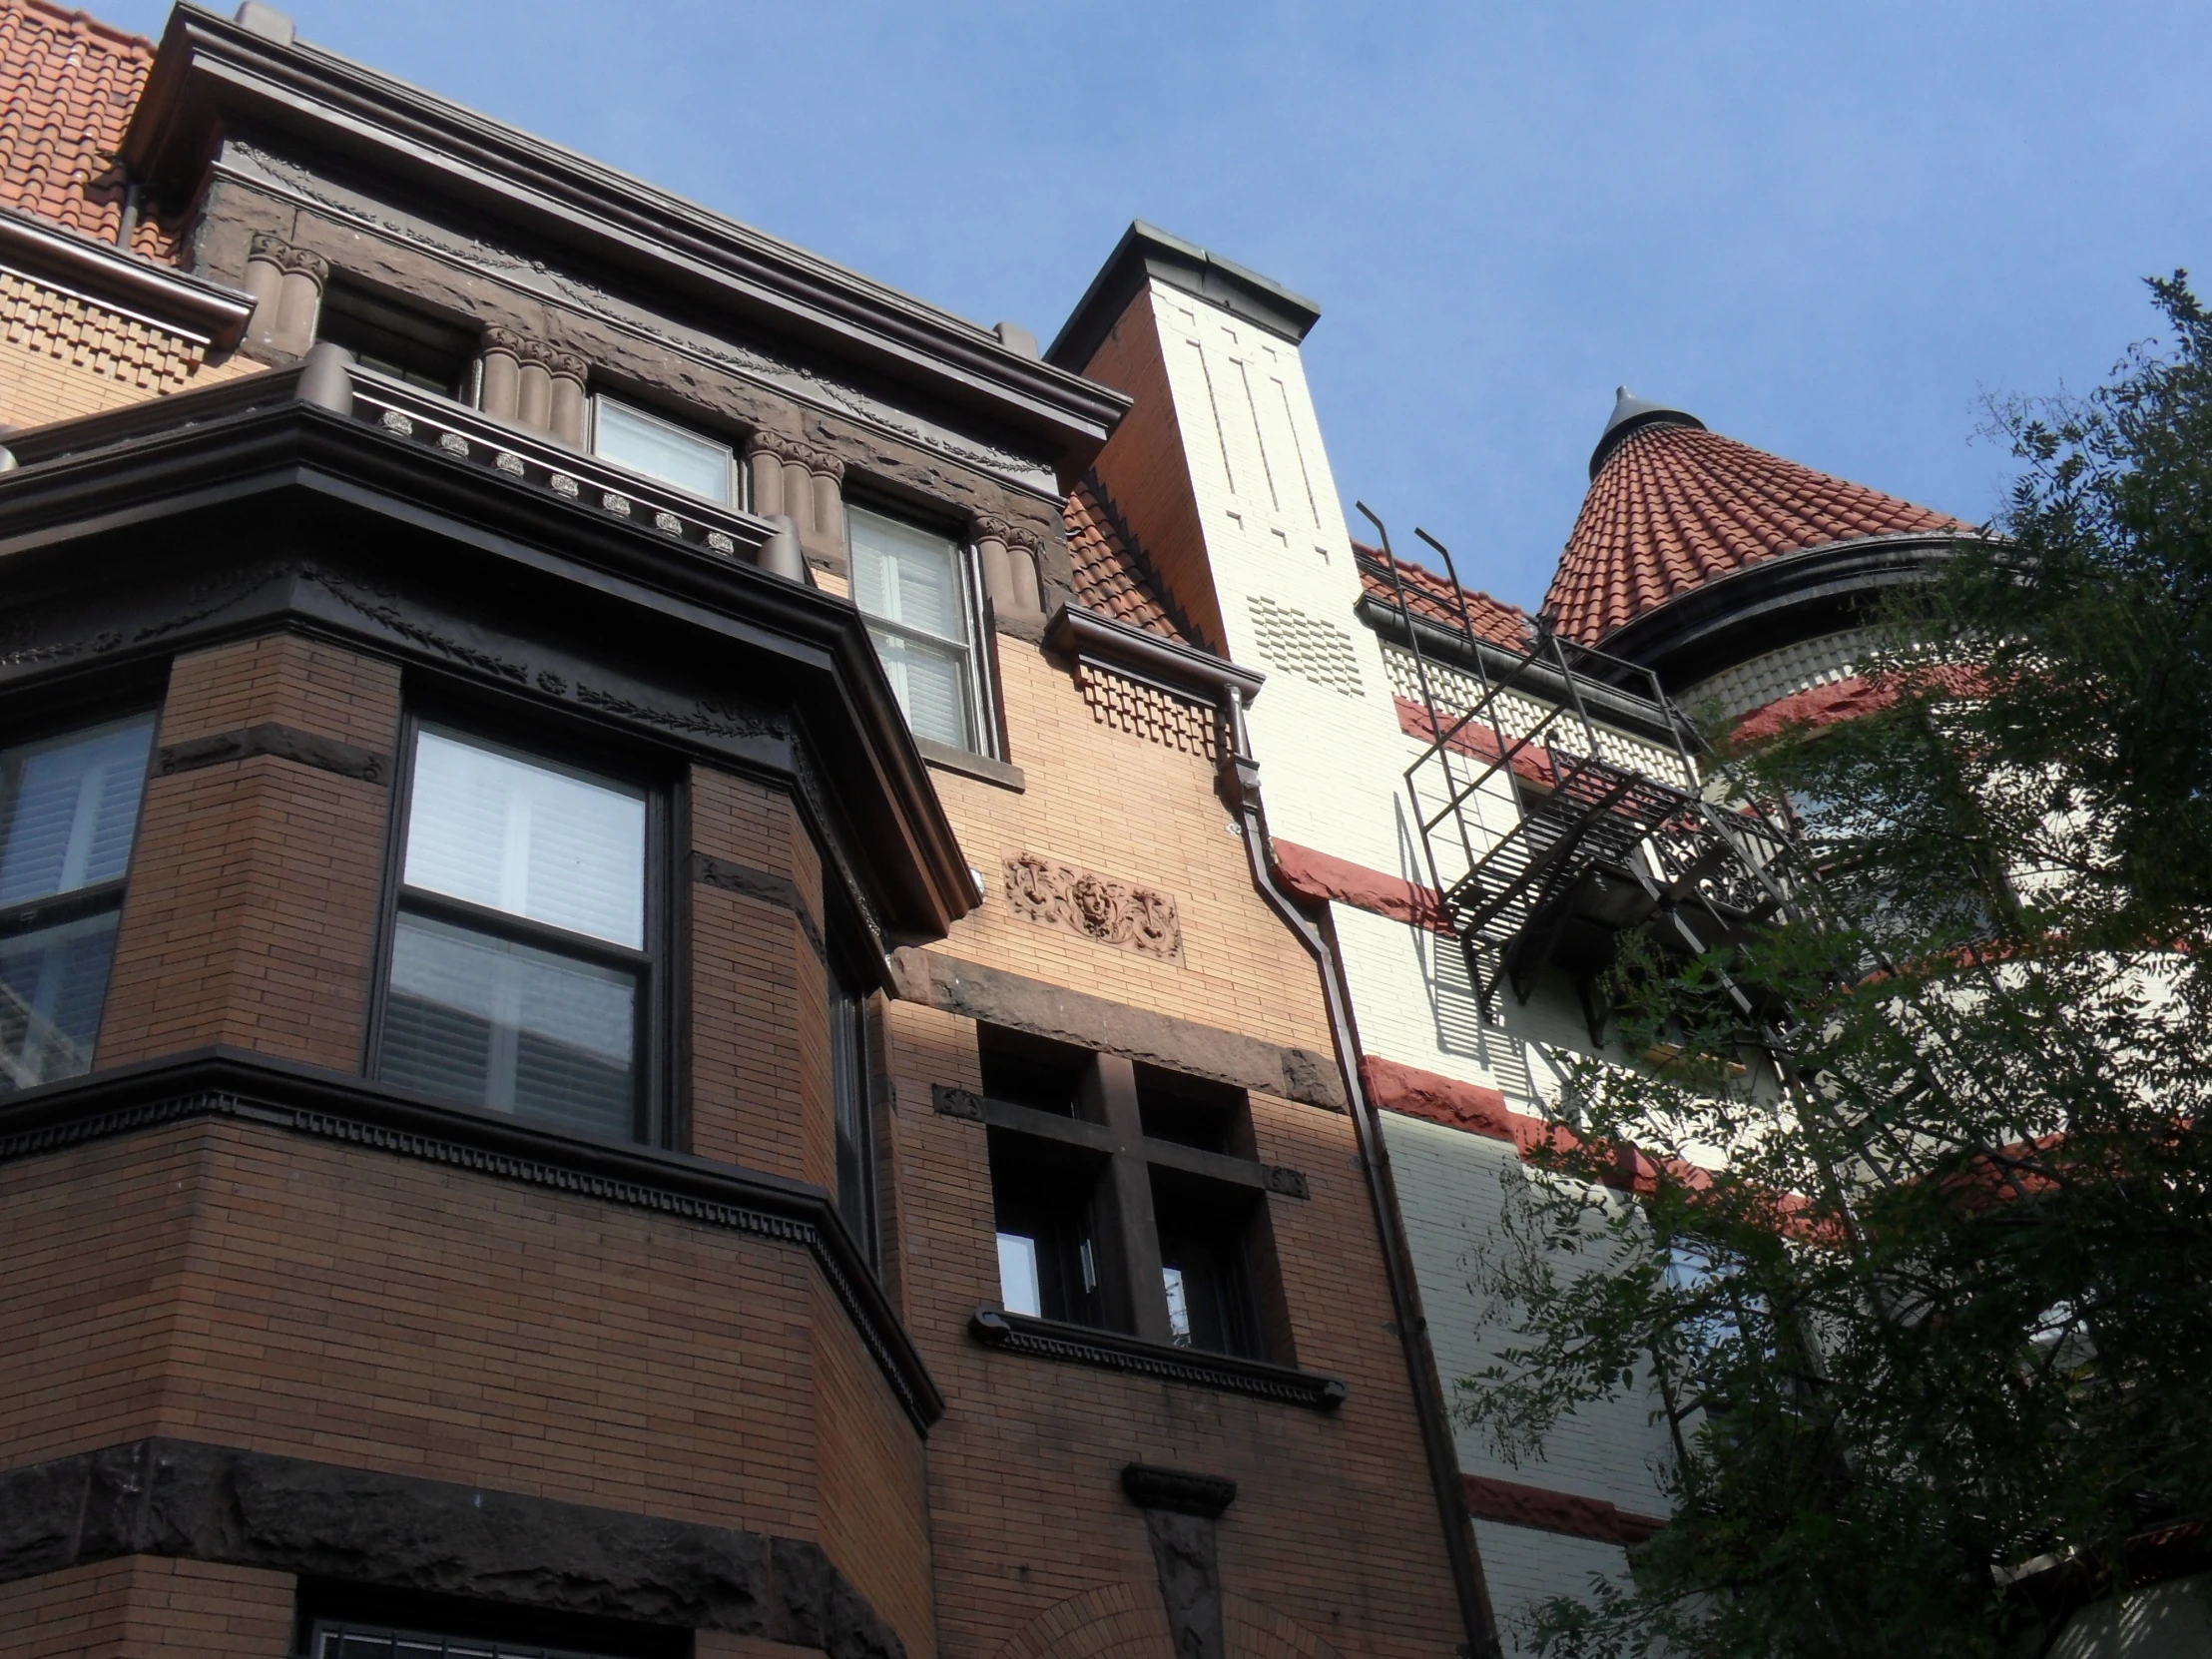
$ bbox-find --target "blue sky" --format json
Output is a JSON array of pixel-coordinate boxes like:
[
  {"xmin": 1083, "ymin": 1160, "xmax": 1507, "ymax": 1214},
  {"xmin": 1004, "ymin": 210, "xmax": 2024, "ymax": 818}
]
[{"xmin": 103, "ymin": 1, "xmax": 2211, "ymax": 609}]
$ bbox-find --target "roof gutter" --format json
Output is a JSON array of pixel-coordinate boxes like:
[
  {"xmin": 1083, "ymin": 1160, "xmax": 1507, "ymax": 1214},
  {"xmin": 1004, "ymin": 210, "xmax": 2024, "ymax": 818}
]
[
  {"xmin": 1214, "ymin": 688, "xmax": 1501, "ymax": 1659},
  {"xmin": 0, "ymin": 206, "xmax": 254, "ymax": 348}
]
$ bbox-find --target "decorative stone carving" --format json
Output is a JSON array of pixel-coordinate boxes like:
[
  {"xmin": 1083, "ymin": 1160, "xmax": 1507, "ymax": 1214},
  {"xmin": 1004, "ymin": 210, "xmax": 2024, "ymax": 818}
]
[
  {"xmin": 1003, "ymin": 853, "xmax": 1181, "ymax": 960},
  {"xmin": 746, "ymin": 429, "xmax": 845, "ymax": 479}
]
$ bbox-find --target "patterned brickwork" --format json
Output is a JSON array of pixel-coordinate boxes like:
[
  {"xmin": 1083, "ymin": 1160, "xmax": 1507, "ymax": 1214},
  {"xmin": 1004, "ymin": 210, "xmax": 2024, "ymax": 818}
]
[
  {"xmin": 1077, "ymin": 663, "xmax": 1218, "ymax": 760},
  {"xmin": 0, "ymin": 270, "xmax": 263, "ymax": 429}
]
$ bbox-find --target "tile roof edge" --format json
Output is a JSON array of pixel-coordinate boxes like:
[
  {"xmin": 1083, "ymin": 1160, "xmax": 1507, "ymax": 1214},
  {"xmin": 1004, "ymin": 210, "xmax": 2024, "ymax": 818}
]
[
  {"xmin": 1077, "ymin": 468, "xmax": 1211, "ymax": 650},
  {"xmin": 6, "ymin": 0, "xmax": 156, "ymax": 56}
]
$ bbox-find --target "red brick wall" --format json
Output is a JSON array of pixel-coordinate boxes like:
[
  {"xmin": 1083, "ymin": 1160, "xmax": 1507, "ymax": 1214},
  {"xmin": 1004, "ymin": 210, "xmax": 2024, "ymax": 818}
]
[
  {"xmin": 814, "ymin": 1275, "xmax": 935, "ymax": 1659},
  {"xmin": 0, "ymin": 1557, "xmax": 293, "ymax": 1658},
  {"xmin": 97, "ymin": 634, "xmax": 402, "ymax": 1072},
  {"xmin": 688, "ymin": 766, "xmax": 833, "ymax": 1188},
  {"xmin": 0, "ymin": 1119, "xmax": 821, "ymax": 1537}
]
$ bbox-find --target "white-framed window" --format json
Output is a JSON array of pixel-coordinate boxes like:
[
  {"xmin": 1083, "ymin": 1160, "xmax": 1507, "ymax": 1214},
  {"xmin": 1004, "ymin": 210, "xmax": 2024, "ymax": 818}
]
[
  {"xmin": 0, "ymin": 713, "xmax": 155, "ymax": 1092},
  {"xmin": 591, "ymin": 396, "xmax": 738, "ymax": 506},
  {"xmin": 847, "ymin": 503, "xmax": 991, "ymax": 754}
]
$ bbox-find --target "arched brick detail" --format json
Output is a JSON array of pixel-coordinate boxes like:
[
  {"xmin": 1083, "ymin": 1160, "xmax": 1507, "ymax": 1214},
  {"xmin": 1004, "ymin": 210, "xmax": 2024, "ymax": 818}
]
[
  {"xmin": 989, "ymin": 1584, "xmax": 1344, "ymax": 1659},
  {"xmin": 1220, "ymin": 1592, "xmax": 1346, "ymax": 1659},
  {"xmin": 991, "ymin": 1583, "xmax": 1173, "ymax": 1659}
]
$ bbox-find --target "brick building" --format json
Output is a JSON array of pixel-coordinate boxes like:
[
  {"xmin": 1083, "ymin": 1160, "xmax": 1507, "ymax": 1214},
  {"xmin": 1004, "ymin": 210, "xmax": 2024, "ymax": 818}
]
[{"xmin": 0, "ymin": 4, "xmax": 1490, "ymax": 1657}]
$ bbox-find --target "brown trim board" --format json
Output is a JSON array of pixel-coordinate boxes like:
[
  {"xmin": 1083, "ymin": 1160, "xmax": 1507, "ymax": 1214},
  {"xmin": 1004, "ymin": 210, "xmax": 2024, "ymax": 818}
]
[{"xmin": 887, "ymin": 947, "xmax": 1345, "ymax": 1111}]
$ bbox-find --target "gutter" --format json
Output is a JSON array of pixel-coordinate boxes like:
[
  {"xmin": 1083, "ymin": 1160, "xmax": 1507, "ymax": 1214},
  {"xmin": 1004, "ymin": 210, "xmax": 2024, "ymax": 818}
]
[
  {"xmin": 1215, "ymin": 687, "xmax": 1502, "ymax": 1659},
  {"xmin": 0, "ymin": 205, "xmax": 255, "ymax": 348}
]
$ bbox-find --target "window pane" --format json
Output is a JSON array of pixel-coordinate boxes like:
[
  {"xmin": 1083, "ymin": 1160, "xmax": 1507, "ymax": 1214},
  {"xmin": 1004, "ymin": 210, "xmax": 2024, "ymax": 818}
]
[
  {"xmin": 0, "ymin": 908, "xmax": 119, "ymax": 1092},
  {"xmin": 866, "ymin": 627, "xmax": 974, "ymax": 750},
  {"xmin": 831, "ymin": 983, "xmax": 872, "ymax": 1257},
  {"xmin": 0, "ymin": 716, "xmax": 154, "ymax": 907},
  {"xmin": 404, "ymin": 730, "xmax": 645, "ymax": 949},
  {"xmin": 997, "ymin": 1232, "xmax": 1042, "ymax": 1318},
  {"xmin": 1163, "ymin": 1265, "xmax": 1193, "ymax": 1347},
  {"xmin": 849, "ymin": 506, "xmax": 969, "ymax": 645},
  {"xmin": 382, "ymin": 911, "xmax": 637, "ymax": 1139},
  {"xmin": 594, "ymin": 398, "xmax": 733, "ymax": 503}
]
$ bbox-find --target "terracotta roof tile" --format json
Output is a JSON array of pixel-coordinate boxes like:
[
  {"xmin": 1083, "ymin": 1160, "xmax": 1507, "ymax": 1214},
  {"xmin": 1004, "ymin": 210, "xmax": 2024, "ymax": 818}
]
[
  {"xmin": 1063, "ymin": 472, "xmax": 1199, "ymax": 646},
  {"xmin": 1543, "ymin": 420, "xmax": 1966, "ymax": 645},
  {"xmin": 1354, "ymin": 542, "xmax": 1533, "ymax": 652},
  {"xmin": 0, "ymin": 0, "xmax": 174, "ymax": 259}
]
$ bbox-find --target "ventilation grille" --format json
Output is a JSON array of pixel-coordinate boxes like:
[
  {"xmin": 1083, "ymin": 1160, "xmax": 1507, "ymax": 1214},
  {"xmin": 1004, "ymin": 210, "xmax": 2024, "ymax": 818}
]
[{"xmin": 1247, "ymin": 595, "xmax": 1364, "ymax": 697}]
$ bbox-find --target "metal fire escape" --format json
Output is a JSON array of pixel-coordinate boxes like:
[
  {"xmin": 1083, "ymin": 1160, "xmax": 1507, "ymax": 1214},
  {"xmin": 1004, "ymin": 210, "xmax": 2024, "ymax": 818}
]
[{"xmin": 1358, "ymin": 507, "xmax": 1805, "ymax": 1044}]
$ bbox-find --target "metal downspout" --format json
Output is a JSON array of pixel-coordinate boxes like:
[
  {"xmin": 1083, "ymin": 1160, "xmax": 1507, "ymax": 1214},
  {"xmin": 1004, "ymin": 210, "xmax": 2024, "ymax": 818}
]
[{"xmin": 1218, "ymin": 687, "xmax": 1501, "ymax": 1659}]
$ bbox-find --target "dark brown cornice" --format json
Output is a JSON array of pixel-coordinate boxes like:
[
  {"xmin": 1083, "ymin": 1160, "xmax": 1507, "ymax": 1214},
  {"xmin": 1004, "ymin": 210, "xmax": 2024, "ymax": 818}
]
[
  {"xmin": 0, "ymin": 206, "xmax": 254, "ymax": 347},
  {"xmin": 1045, "ymin": 603, "xmax": 1267, "ymax": 707},
  {"xmin": 0, "ymin": 367, "xmax": 975, "ymax": 942},
  {"xmin": 0, "ymin": 1046, "xmax": 944, "ymax": 1432},
  {"xmin": 1049, "ymin": 221, "xmax": 1322, "ymax": 371},
  {"xmin": 123, "ymin": 5, "xmax": 1130, "ymax": 463}
]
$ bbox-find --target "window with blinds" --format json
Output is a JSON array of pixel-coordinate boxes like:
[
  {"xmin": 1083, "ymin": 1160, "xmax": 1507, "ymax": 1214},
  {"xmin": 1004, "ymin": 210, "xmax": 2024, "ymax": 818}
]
[
  {"xmin": 847, "ymin": 504, "xmax": 986, "ymax": 753},
  {"xmin": 376, "ymin": 726, "xmax": 652, "ymax": 1140},
  {"xmin": 0, "ymin": 713, "xmax": 154, "ymax": 1093}
]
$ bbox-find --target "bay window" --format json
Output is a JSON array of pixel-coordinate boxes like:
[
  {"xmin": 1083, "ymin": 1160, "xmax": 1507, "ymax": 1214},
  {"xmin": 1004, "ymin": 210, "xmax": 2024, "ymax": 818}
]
[
  {"xmin": 0, "ymin": 713, "xmax": 154, "ymax": 1092},
  {"xmin": 375, "ymin": 724, "xmax": 658, "ymax": 1141}
]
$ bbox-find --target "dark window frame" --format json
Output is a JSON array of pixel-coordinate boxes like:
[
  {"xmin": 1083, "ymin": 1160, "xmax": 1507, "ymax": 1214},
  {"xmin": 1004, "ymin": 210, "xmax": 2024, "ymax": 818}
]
[
  {"xmin": 315, "ymin": 278, "xmax": 480, "ymax": 399},
  {"xmin": 975, "ymin": 1029, "xmax": 1292, "ymax": 1364},
  {"xmin": 0, "ymin": 697, "xmax": 162, "ymax": 1094},
  {"xmin": 843, "ymin": 493, "xmax": 1003, "ymax": 762},
  {"xmin": 363, "ymin": 698, "xmax": 678, "ymax": 1148}
]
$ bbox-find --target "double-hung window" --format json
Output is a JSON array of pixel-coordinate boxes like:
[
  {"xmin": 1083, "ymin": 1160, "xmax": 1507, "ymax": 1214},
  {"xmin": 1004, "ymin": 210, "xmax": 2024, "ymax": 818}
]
[
  {"xmin": 848, "ymin": 504, "xmax": 989, "ymax": 753},
  {"xmin": 592, "ymin": 396, "xmax": 738, "ymax": 505},
  {"xmin": 375, "ymin": 724, "xmax": 657, "ymax": 1142},
  {"xmin": 0, "ymin": 714, "xmax": 154, "ymax": 1092}
]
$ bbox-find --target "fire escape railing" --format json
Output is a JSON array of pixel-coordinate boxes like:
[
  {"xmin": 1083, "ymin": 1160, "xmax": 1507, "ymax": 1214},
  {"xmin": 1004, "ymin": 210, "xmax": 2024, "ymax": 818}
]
[{"xmin": 1355, "ymin": 504, "xmax": 1805, "ymax": 1042}]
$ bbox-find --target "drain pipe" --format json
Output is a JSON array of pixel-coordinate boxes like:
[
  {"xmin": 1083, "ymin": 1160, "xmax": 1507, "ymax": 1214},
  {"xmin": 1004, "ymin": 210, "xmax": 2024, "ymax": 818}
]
[{"xmin": 1218, "ymin": 686, "xmax": 1501, "ymax": 1659}]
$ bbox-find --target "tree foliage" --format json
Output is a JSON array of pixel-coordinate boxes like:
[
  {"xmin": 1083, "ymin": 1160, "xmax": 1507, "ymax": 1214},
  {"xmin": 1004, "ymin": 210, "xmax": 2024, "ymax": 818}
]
[{"xmin": 1457, "ymin": 276, "xmax": 2212, "ymax": 1658}]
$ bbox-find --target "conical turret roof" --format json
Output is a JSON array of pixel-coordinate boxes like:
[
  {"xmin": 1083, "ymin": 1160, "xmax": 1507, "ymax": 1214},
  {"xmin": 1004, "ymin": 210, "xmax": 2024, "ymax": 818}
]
[{"xmin": 1542, "ymin": 389, "xmax": 1966, "ymax": 646}]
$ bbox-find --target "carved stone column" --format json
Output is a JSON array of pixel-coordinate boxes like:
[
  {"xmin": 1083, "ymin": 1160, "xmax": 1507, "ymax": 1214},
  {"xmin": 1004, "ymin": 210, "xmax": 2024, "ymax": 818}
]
[
  {"xmin": 747, "ymin": 433, "xmax": 846, "ymax": 571},
  {"xmin": 745, "ymin": 433, "xmax": 786, "ymax": 519},
  {"xmin": 516, "ymin": 356, "xmax": 553, "ymax": 432},
  {"xmin": 476, "ymin": 327, "xmax": 523, "ymax": 420},
  {"xmin": 972, "ymin": 515, "xmax": 1045, "ymax": 625},
  {"xmin": 1005, "ymin": 523, "xmax": 1045, "ymax": 616},
  {"xmin": 244, "ymin": 234, "xmax": 327, "ymax": 357},
  {"xmin": 549, "ymin": 352, "xmax": 589, "ymax": 448}
]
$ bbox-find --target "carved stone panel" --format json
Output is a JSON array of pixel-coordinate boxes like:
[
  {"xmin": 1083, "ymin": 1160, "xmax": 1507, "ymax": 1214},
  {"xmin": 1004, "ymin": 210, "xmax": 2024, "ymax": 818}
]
[{"xmin": 1003, "ymin": 853, "xmax": 1182, "ymax": 961}]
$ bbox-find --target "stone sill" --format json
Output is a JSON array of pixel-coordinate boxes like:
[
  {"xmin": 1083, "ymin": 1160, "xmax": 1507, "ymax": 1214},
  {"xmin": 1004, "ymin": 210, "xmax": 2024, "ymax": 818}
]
[
  {"xmin": 968, "ymin": 1306, "xmax": 1348, "ymax": 1410},
  {"xmin": 917, "ymin": 737, "xmax": 1025, "ymax": 793}
]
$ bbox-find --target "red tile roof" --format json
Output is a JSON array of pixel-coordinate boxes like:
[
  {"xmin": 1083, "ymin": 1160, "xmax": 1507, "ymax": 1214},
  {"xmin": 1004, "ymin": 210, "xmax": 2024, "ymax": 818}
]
[
  {"xmin": 1064, "ymin": 472, "xmax": 1199, "ymax": 646},
  {"xmin": 1543, "ymin": 419, "xmax": 1966, "ymax": 646},
  {"xmin": 0, "ymin": 0, "xmax": 172, "ymax": 259},
  {"xmin": 1355, "ymin": 542, "xmax": 1533, "ymax": 651}
]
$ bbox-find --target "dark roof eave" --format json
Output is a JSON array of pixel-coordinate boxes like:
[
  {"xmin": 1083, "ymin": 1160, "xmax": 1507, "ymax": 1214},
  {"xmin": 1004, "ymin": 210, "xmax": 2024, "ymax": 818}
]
[
  {"xmin": 0, "ymin": 385, "xmax": 976, "ymax": 940},
  {"xmin": 1592, "ymin": 529, "xmax": 1990, "ymax": 688},
  {"xmin": 123, "ymin": 5, "xmax": 1130, "ymax": 461}
]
